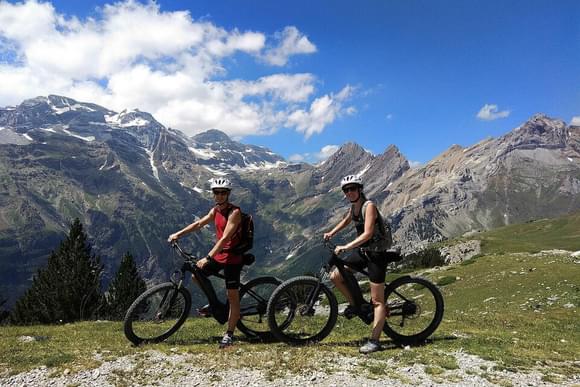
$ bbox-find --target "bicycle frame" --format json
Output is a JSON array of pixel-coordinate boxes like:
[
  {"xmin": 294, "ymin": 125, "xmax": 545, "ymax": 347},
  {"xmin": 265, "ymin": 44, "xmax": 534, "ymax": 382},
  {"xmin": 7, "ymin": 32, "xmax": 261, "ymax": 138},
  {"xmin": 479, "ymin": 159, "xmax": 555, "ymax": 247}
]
[
  {"xmin": 171, "ymin": 242, "xmax": 267, "ymax": 324},
  {"xmin": 319, "ymin": 242, "xmax": 414, "ymax": 324},
  {"xmin": 171, "ymin": 243, "xmax": 230, "ymax": 324}
]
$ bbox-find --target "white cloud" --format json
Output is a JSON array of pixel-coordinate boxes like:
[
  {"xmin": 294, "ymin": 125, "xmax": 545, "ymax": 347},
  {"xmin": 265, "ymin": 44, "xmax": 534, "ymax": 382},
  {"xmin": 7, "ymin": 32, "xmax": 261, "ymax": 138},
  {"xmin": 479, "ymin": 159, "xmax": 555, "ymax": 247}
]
[
  {"xmin": 409, "ymin": 160, "xmax": 423, "ymax": 168},
  {"xmin": 288, "ymin": 154, "xmax": 305, "ymax": 162},
  {"xmin": 0, "ymin": 0, "xmax": 349, "ymax": 139},
  {"xmin": 318, "ymin": 145, "xmax": 340, "ymax": 159},
  {"xmin": 289, "ymin": 144, "xmax": 339, "ymax": 164},
  {"xmin": 476, "ymin": 104, "xmax": 510, "ymax": 121},
  {"xmin": 571, "ymin": 116, "xmax": 580, "ymax": 126},
  {"xmin": 287, "ymin": 85, "xmax": 355, "ymax": 139},
  {"xmin": 262, "ymin": 26, "xmax": 317, "ymax": 66}
]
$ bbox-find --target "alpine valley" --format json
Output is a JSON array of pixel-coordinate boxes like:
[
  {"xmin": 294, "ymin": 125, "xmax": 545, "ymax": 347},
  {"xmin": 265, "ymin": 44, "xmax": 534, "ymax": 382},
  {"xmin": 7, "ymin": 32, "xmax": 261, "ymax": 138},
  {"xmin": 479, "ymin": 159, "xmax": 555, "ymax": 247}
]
[{"xmin": 1, "ymin": 95, "xmax": 579, "ymax": 305}]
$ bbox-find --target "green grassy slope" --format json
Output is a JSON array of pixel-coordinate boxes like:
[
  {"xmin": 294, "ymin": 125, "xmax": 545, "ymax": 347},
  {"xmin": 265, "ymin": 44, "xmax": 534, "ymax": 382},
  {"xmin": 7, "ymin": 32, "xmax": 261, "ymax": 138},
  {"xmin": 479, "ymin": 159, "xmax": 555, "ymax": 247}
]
[
  {"xmin": 464, "ymin": 212, "xmax": 580, "ymax": 254},
  {"xmin": 0, "ymin": 215, "xmax": 578, "ymax": 384}
]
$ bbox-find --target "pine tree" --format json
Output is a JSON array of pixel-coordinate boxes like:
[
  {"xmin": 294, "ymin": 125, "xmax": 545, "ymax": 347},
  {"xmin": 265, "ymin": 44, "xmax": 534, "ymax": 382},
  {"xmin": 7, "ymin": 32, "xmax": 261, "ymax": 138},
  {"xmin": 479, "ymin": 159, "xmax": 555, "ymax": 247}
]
[
  {"xmin": 11, "ymin": 218, "xmax": 104, "ymax": 325},
  {"xmin": 0, "ymin": 293, "xmax": 8, "ymax": 323},
  {"xmin": 105, "ymin": 252, "xmax": 147, "ymax": 320}
]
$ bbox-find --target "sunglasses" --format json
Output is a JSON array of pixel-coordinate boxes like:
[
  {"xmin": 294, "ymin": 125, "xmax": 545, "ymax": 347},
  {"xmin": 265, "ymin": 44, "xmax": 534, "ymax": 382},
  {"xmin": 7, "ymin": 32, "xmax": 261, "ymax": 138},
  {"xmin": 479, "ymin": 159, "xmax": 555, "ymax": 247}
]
[
  {"xmin": 212, "ymin": 190, "xmax": 229, "ymax": 195},
  {"xmin": 342, "ymin": 185, "xmax": 359, "ymax": 193}
]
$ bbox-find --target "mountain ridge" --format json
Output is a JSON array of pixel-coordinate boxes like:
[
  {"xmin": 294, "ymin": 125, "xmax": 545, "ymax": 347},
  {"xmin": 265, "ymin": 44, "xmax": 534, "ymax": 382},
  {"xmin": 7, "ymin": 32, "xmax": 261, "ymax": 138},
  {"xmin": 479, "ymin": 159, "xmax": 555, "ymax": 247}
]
[{"xmin": 1, "ymin": 95, "xmax": 578, "ymax": 305}]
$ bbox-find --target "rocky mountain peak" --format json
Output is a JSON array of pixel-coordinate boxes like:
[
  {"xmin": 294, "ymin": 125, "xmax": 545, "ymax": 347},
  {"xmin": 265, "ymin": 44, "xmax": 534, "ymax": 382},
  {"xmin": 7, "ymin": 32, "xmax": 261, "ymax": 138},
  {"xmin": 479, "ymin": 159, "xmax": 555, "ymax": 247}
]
[
  {"xmin": 379, "ymin": 144, "xmax": 404, "ymax": 159},
  {"xmin": 47, "ymin": 95, "xmax": 80, "ymax": 108},
  {"xmin": 315, "ymin": 142, "xmax": 374, "ymax": 189},
  {"xmin": 519, "ymin": 114, "xmax": 566, "ymax": 135},
  {"xmin": 322, "ymin": 142, "xmax": 373, "ymax": 166},
  {"xmin": 503, "ymin": 114, "xmax": 569, "ymax": 151},
  {"xmin": 21, "ymin": 96, "xmax": 51, "ymax": 107},
  {"xmin": 109, "ymin": 109, "xmax": 157, "ymax": 126},
  {"xmin": 364, "ymin": 145, "xmax": 410, "ymax": 196},
  {"xmin": 192, "ymin": 129, "xmax": 232, "ymax": 144}
]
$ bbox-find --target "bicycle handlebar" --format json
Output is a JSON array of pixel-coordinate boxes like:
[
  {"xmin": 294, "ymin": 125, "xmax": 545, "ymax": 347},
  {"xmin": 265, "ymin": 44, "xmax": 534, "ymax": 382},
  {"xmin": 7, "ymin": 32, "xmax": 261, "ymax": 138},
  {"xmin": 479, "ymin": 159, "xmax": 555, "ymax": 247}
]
[
  {"xmin": 170, "ymin": 240, "xmax": 197, "ymax": 262},
  {"xmin": 323, "ymin": 239, "xmax": 337, "ymax": 252}
]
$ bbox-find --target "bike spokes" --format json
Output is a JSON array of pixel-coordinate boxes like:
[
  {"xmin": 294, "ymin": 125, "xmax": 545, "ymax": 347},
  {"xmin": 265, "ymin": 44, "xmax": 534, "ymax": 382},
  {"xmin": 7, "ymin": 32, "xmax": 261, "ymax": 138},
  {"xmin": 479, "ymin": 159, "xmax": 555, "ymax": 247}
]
[
  {"xmin": 237, "ymin": 277, "xmax": 281, "ymax": 339},
  {"xmin": 128, "ymin": 286, "xmax": 189, "ymax": 342},
  {"xmin": 383, "ymin": 277, "xmax": 443, "ymax": 344},
  {"xmin": 269, "ymin": 278, "xmax": 337, "ymax": 343}
]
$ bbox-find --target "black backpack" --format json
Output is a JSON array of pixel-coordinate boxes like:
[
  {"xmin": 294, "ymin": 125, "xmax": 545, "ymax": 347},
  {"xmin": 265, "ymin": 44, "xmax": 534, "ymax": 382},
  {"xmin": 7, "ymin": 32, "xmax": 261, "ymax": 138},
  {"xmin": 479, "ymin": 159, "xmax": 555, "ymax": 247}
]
[
  {"xmin": 234, "ymin": 211, "xmax": 254, "ymax": 254},
  {"xmin": 222, "ymin": 205, "xmax": 254, "ymax": 255}
]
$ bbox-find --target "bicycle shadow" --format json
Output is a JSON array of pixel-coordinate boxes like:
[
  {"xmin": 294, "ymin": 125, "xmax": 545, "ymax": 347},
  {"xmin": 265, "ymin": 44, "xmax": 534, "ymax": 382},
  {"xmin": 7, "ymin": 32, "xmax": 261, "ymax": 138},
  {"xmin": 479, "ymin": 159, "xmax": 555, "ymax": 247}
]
[
  {"xmin": 163, "ymin": 334, "xmax": 279, "ymax": 346},
  {"xmin": 317, "ymin": 335, "xmax": 458, "ymax": 351}
]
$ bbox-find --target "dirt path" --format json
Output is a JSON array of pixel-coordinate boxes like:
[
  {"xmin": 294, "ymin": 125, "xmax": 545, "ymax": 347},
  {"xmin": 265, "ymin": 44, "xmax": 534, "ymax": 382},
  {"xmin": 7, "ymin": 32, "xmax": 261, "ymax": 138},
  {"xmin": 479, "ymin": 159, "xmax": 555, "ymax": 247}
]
[{"xmin": 1, "ymin": 349, "xmax": 578, "ymax": 386}]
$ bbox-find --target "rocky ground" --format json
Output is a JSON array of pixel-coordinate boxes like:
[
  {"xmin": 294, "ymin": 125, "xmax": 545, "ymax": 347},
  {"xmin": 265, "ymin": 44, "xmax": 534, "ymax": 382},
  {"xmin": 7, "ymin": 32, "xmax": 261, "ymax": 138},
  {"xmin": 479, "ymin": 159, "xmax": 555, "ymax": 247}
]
[{"xmin": 1, "ymin": 348, "xmax": 578, "ymax": 387}]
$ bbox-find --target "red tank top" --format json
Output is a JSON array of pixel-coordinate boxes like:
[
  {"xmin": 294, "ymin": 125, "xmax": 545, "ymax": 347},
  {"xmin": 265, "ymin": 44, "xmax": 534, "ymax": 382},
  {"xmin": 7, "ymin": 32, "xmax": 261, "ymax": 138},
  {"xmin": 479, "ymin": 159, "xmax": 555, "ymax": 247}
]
[{"xmin": 213, "ymin": 204, "xmax": 242, "ymax": 264}]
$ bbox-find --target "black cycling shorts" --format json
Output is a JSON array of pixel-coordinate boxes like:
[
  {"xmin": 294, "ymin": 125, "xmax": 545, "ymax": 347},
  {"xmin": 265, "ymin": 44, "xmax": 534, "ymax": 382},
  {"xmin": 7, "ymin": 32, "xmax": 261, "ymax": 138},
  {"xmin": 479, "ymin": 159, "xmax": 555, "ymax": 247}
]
[
  {"xmin": 202, "ymin": 259, "xmax": 243, "ymax": 289},
  {"xmin": 343, "ymin": 250, "xmax": 388, "ymax": 284}
]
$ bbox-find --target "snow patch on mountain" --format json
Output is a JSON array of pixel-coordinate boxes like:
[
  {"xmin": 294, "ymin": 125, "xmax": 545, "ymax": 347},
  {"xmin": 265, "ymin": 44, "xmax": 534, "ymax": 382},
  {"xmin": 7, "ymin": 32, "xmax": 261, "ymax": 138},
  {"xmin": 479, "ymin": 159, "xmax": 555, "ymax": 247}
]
[
  {"xmin": 203, "ymin": 165, "xmax": 228, "ymax": 176},
  {"xmin": 62, "ymin": 128, "xmax": 95, "ymax": 142},
  {"xmin": 47, "ymin": 96, "xmax": 96, "ymax": 114},
  {"xmin": 231, "ymin": 160, "xmax": 287, "ymax": 171},
  {"xmin": 121, "ymin": 118, "xmax": 150, "ymax": 127},
  {"xmin": 51, "ymin": 103, "xmax": 95, "ymax": 115},
  {"xmin": 189, "ymin": 147, "xmax": 217, "ymax": 160},
  {"xmin": 104, "ymin": 114, "xmax": 121, "ymax": 125},
  {"xmin": 143, "ymin": 148, "xmax": 160, "ymax": 181},
  {"xmin": 357, "ymin": 163, "xmax": 371, "ymax": 176}
]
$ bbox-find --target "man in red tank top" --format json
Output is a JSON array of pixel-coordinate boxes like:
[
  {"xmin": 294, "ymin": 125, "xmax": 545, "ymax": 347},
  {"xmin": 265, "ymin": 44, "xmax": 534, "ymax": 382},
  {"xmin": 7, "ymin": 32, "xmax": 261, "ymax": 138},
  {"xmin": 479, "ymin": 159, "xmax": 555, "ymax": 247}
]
[{"xmin": 168, "ymin": 177, "xmax": 242, "ymax": 348}]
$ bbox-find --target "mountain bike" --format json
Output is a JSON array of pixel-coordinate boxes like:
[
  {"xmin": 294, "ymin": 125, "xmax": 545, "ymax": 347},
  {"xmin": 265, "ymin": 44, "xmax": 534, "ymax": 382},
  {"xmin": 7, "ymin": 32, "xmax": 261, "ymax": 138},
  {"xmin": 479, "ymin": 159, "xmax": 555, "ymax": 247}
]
[
  {"xmin": 266, "ymin": 241, "xmax": 444, "ymax": 345},
  {"xmin": 124, "ymin": 241, "xmax": 281, "ymax": 345}
]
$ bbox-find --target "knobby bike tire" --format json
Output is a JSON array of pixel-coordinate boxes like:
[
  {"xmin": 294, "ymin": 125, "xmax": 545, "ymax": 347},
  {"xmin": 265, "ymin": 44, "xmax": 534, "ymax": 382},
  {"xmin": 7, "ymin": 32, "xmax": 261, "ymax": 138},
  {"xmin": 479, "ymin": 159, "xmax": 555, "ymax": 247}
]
[
  {"xmin": 123, "ymin": 282, "xmax": 192, "ymax": 345},
  {"xmin": 237, "ymin": 276, "xmax": 281, "ymax": 340},
  {"xmin": 267, "ymin": 276, "xmax": 338, "ymax": 345},
  {"xmin": 383, "ymin": 276, "xmax": 444, "ymax": 345}
]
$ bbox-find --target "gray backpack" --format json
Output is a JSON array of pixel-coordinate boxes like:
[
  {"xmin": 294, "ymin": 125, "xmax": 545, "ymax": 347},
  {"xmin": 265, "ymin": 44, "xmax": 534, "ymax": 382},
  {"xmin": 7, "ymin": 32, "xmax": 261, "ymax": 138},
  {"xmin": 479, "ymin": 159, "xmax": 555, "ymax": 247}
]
[{"xmin": 360, "ymin": 200, "xmax": 393, "ymax": 253}]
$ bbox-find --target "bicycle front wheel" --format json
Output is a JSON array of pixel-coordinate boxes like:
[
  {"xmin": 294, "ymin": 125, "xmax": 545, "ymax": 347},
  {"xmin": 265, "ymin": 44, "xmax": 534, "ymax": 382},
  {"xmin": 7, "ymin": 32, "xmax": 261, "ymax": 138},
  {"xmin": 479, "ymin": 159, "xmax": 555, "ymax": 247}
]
[
  {"xmin": 383, "ymin": 276, "xmax": 444, "ymax": 345},
  {"xmin": 123, "ymin": 282, "xmax": 192, "ymax": 345},
  {"xmin": 267, "ymin": 276, "xmax": 338, "ymax": 345},
  {"xmin": 237, "ymin": 276, "xmax": 281, "ymax": 340}
]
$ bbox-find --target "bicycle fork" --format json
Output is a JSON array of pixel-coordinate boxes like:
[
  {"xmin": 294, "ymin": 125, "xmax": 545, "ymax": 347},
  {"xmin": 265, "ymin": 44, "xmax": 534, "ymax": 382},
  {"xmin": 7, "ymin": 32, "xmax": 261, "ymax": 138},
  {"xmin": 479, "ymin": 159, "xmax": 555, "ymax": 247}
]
[
  {"xmin": 155, "ymin": 282, "xmax": 183, "ymax": 321},
  {"xmin": 301, "ymin": 280, "xmax": 324, "ymax": 316}
]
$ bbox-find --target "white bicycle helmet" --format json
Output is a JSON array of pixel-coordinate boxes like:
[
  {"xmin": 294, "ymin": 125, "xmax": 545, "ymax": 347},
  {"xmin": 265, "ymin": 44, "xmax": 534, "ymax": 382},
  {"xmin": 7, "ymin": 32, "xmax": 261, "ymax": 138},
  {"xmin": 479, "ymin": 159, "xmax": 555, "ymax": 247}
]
[
  {"xmin": 210, "ymin": 177, "xmax": 232, "ymax": 190},
  {"xmin": 340, "ymin": 175, "xmax": 363, "ymax": 189}
]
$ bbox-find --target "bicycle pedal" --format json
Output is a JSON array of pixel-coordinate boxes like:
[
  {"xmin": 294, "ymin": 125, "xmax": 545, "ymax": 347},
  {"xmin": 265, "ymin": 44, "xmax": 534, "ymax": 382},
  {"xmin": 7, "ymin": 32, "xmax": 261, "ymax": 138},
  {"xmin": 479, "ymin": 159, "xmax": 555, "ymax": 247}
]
[
  {"xmin": 339, "ymin": 306, "xmax": 358, "ymax": 319},
  {"xmin": 197, "ymin": 305, "xmax": 212, "ymax": 317}
]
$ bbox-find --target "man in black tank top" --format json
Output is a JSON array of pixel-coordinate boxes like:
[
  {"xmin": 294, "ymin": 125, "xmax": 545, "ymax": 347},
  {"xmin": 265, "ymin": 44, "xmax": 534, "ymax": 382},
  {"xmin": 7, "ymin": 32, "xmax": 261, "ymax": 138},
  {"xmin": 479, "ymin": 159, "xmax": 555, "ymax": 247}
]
[{"xmin": 323, "ymin": 175, "xmax": 388, "ymax": 354}]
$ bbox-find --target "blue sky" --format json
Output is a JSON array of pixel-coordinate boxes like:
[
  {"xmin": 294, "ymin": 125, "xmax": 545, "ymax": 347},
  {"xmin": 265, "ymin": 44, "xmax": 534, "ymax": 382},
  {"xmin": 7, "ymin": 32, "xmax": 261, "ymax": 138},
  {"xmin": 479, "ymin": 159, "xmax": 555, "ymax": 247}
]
[{"xmin": 0, "ymin": 1, "xmax": 578, "ymax": 164}]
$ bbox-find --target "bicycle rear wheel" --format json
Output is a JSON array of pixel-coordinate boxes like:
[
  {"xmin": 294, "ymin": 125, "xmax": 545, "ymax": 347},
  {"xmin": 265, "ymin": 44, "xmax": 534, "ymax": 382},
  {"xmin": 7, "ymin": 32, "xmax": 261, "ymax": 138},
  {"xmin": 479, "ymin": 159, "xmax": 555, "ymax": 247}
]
[
  {"xmin": 383, "ymin": 276, "xmax": 444, "ymax": 345},
  {"xmin": 124, "ymin": 282, "xmax": 192, "ymax": 345},
  {"xmin": 267, "ymin": 276, "xmax": 338, "ymax": 345},
  {"xmin": 237, "ymin": 276, "xmax": 281, "ymax": 340}
]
